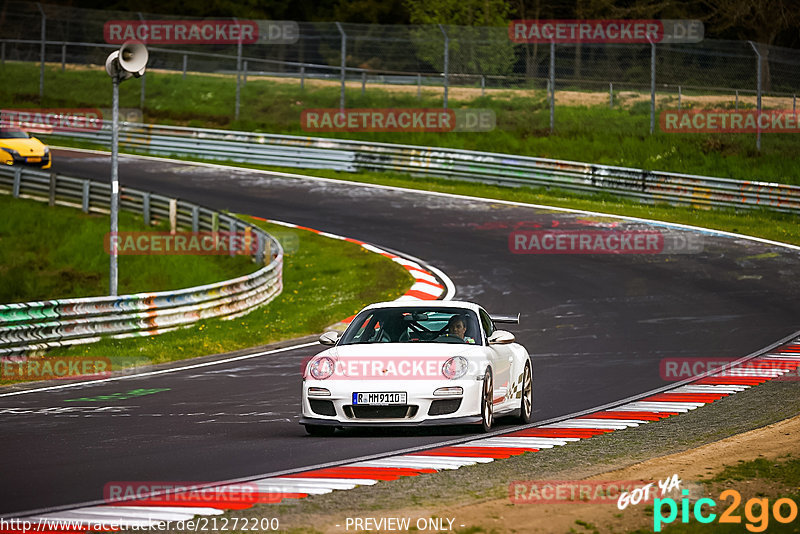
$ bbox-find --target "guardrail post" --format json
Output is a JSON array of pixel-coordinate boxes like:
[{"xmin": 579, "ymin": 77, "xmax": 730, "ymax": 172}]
[
  {"xmin": 143, "ymin": 192, "xmax": 151, "ymax": 225},
  {"xmin": 300, "ymin": 66, "xmax": 305, "ymax": 90},
  {"xmin": 191, "ymin": 205, "xmax": 199, "ymax": 232},
  {"xmin": 12, "ymin": 168, "xmax": 21, "ymax": 197},
  {"xmin": 335, "ymin": 22, "xmax": 346, "ymax": 112},
  {"xmin": 182, "ymin": 54, "xmax": 187, "ymax": 79},
  {"xmin": 37, "ymin": 3, "xmax": 46, "ymax": 100},
  {"xmin": 211, "ymin": 211, "xmax": 219, "ymax": 232},
  {"xmin": 61, "ymin": 42, "xmax": 66, "ymax": 71},
  {"xmin": 48, "ymin": 172, "xmax": 56, "ymax": 206},
  {"xmin": 255, "ymin": 233, "xmax": 265, "ymax": 265},
  {"xmin": 82, "ymin": 180, "xmax": 90, "ymax": 213},
  {"xmin": 169, "ymin": 199, "xmax": 177, "ymax": 234},
  {"xmin": 228, "ymin": 218, "xmax": 236, "ymax": 257},
  {"xmin": 609, "ymin": 82, "xmax": 613, "ymax": 108},
  {"xmin": 439, "ymin": 24, "xmax": 449, "ymax": 109},
  {"xmin": 641, "ymin": 171, "xmax": 648, "ymax": 192}
]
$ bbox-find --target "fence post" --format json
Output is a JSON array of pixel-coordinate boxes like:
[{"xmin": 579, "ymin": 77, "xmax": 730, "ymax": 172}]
[
  {"xmin": 37, "ymin": 3, "xmax": 45, "ymax": 100},
  {"xmin": 61, "ymin": 42, "xmax": 66, "ymax": 71},
  {"xmin": 49, "ymin": 172, "xmax": 56, "ymax": 207},
  {"xmin": 417, "ymin": 73, "xmax": 421, "ymax": 99},
  {"xmin": 361, "ymin": 70, "xmax": 366, "ymax": 95},
  {"xmin": 300, "ymin": 66, "xmax": 305, "ymax": 90},
  {"xmin": 650, "ymin": 40, "xmax": 655, "ymax": 135},
  {"xmin": 169, "ymin": 199, "xmax": 177, "ymax": 234},
  {"xmin": 228, "ymin": 218, "xmax": 236, "ymax": 257},
  {"xmin": 748, "ymin": 41, "xmax": 762, "ymax": 151},
  {"xmin": 1, "ymin": 41, "xmax": 5, "ymax": 66},
  {"xmin": 12, "ymin": 167, "xmax": 21, "ymax": 197},
  {"xmin": 243, "ymin": 60, "xmax": 248, "ymax": 85},
  {"xmin": 735, "ymin": 90, "xmax": 739, "ymax": 110},
  {"xmin": 481, "ymin": 75, "xmax": 485, "ymax": 96},
  {"xmin": 549, "ymin": 40, "xmax": 555, "ymax": 134},
  {"xmin": 211, "ymin": 211, "xmax": 219, "ymax": 232},
  {"xmin": 143, "ymin": 192, "xmax": 150, "ymax": 225},
  {"xmin": 678, "ymin": 86, "xmax": 682, "ymax": 110},
  {"xmin": 82, "ymin": 180, "xmax": 90, "ymax": 213},
  {"xmin": 439, "ymin": 24, "xmax": 449, "ymax": 109},
  {"xmin": 255, "ymin": 232, "xmax": 265, "ymax": 265},
  {"xmin": 794, "ymin": 94, "xmax": 796, "ymax": 114},
  {"xmin": 609, "ymin": 82, "xmax": 613, "ymax": 108},
  {"xmin": 191, "ymin": 205, "xmax": 199, "ymax": 232},
  {"xmin": 335, "ymin": 22, "xmax": 346, "ymax": 112},
  {"xmin": 182, "ymin": 54, "xmax": 187, "ymax": 79},
  {"xmin": 235, "ymin": 18, "xmax": 242, "ymax": 121}
]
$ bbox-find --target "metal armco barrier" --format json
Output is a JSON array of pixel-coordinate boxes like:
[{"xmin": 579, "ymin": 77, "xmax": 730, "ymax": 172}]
[
  {"xmin": 48, "ymin": 122, "xmax": 800, "ymax": 214},
  {"xmin": 0, "ymin": 166, "xmax": 283, "ymax": 357}
]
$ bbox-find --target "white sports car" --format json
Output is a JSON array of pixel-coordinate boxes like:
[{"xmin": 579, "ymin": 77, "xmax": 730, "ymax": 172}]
[{"xmin": 300, "ymin": 300, "xmax": 533, "ymax": 436}]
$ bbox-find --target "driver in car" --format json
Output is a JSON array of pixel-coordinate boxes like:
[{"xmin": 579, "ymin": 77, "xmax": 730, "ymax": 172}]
[{"xmin": 445, "ymin": 315, "xmax": 476, "ymax": 344}]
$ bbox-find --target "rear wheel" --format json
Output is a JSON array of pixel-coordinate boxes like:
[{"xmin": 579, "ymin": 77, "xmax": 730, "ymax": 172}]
[
  {"xmin": 519, "ymin": 360, "xmax": 533, "ymax": 424},
  {"xmin": 304, "ymin": 424, "xmax": 335, "ymax": 437},
  {"xmin": 480, "ymin": 368, "xmax": 493, "ymax": 432}
]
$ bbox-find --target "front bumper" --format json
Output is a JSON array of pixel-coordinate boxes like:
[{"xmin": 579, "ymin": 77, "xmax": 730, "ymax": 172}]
[
  {"xmin": 301, "ymin": 378, "xmax": 484, "ymax": 427},
  {"xmin": 3, "ymin": 153, "xmax": 51, "ymax": 169}
]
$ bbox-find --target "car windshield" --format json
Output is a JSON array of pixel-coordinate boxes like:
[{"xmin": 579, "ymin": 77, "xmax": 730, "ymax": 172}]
[
  {"xmin": 0, "ymin": 129, "xmax": 30, "ymax": 139},
  {"xmin": 339, "ymin": 307, "xmax": 482, "ymax": 345}
]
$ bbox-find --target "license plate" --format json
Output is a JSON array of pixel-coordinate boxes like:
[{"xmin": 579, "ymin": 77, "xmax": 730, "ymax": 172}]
[
  {"xmin": 27, "ymin": 157, "xmax": 41, "ymax": 163},
  {"xmin": 352, "ymin": 392, "xmax": 407, "ymax": 405}
]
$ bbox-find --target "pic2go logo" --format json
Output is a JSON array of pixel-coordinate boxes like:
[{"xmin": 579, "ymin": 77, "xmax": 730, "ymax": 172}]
[{"xmin": 653, "ymin": 489, "xmax": 799, "ymax": 532}]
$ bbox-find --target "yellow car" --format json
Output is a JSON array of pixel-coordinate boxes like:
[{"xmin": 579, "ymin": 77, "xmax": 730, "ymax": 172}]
[{"xmin": 0, "ymin": 128, "xmax": 51, "ymax": 169}]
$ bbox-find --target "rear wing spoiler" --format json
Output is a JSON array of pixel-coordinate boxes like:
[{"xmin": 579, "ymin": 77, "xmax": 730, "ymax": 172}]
[{"xmin": 490, "ymin": 313, "xmax": 520, "ymax": 324}]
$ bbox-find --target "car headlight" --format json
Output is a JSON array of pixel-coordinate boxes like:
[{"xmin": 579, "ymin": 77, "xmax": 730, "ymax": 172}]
[
  {"xmin": 43, "ymin": 147, "xmax": 49, "ymax": 155},
  {"xmin": 442, "ymin": 356, "xmax": 468, "ymax": 380},
  {"xmin": 308, "ymin": 356, "xmax": 336, "ymax": 380}
]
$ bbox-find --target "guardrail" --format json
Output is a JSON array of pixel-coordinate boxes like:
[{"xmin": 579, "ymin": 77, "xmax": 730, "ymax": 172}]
[
  {"xmin": 47, "ymin": 121, "xmax": 800, "ymax": 214},
  {"xmin": 0, "ymin": 165, "xmax": 284, "ymax": 357}
]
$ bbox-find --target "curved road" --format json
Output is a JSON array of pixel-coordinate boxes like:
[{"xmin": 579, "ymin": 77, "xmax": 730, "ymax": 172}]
[{"xmin": 1, "ymin": 149, "xmax": 799, "ymax": 515}]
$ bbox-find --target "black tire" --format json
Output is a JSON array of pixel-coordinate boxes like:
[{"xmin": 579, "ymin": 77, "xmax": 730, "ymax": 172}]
[
  {"xmin": 480, "ymin": 368, "xmax": 494, "ymax": 433},
  {"xmin": 304, "ymin": 424, "xmax": 335, "ymax": 437},
  {"xmin": 519, "ymin": 360, "xmax": 533, "ymax": 424}
]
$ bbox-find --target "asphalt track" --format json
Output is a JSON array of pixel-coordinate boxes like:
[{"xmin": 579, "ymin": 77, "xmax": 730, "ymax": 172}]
[{"xmin": 2, "ymin": 148, "xmax": 799, "ymax": 515}]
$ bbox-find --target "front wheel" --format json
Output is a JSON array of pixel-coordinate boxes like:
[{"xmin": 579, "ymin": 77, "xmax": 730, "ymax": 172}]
[
  {"xmin": 480, "ymin": 368, "xmax": 494, "ymax": 432},
  {"xmin": 304, "ymin": 424, "xmax": 335, "ymax": 437},
  {"xmin": 519, "ymin": 360, "xmax": 533, "ymax": 424}
]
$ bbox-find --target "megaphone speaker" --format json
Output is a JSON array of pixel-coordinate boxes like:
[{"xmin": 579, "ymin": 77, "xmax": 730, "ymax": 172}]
[{"xmin": 119, "ymin": 41, "xmax": 149, "ymax": 75}]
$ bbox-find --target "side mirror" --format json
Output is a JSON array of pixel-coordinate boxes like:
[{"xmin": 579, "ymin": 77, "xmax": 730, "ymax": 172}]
[
  {"xmin": 319, "ymin": 331, "xmax": 340, "ymax": 346},
  {"xmin": 488, "ymin": 330, "xmax": 515, "ymax": 345}
]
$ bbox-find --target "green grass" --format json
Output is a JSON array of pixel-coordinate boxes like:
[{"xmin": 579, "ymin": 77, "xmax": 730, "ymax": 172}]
[
  {"xmin": 0, "ymin": 194, "xmax": 255, "ymax": 303},
  {"xmin": 46, "ymin": 218, "xmax": 413, "ymax": 365},
  {"xmin": 3, "ymin": 61, "xmax": 800, "ymax": 184}
]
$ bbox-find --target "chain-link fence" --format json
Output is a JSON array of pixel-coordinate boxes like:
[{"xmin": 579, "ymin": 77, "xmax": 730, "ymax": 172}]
[{"xmin": 2, "ymin": 1, "xmax": 800, "ymax": 140}]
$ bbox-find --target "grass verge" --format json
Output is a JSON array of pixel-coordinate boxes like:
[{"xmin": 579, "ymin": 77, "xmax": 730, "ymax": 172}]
[
  {"xmin": 43, "ymin": 218, "xmax": 413, "ymax": 366},
  {"xmin": 0, "ymin": 193, "xmax": 255, "ymax": 303},
  {"xmin": 3, "ymin": 61, "xmax": 800, "ymax": 184}
]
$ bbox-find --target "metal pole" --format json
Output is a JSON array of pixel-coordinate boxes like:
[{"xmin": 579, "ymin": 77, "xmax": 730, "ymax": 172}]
[
  {"xmin": 110, "ymin": 78, "xmax": 120, "ymax": 296},
  {"xmin": 37, "ymin": 3, "xmax": 45, "ymax": 100},
  {"xmin": 300, "ymin": 66, "xmax": 305, "ymax": 90},
  {"xmin": 243, "ymin": 60, "xmax": 247, "ymax": 85},
  {"xmin": 61, "ymin": 42, "xmax": 65, "ymax": 71},
  {"xmin": 335, "ymin": 22, "xmax": 346, "ymax": 112},
  {"xmin": 235, "ymin": 18, "xmax": 242, "ymax": 121},
  {"xmin": 549, "ymin": 41, "xmax": 555, "ymax": 133},
  {"xmin": 650, "ymin": 40, "xmax": 656, "ymax": 135},
  {"xmin": 609, "ymin": 82, "xmax": 613, "ymax": 108},
  {"xmin": 417, "ymin": 73, "xmax": 421, "ymax": 99},
  {"xmin": 481, "ymin": 75, "xmax": 485, "ymax": 97},
  {"xmin": 794, "ymin": 94, "xmax": 796, "ymax": 114},
  {"xmin": 439, "ymin": 24, "xmax": 449, "ymax": 109},
  {"xmin": 735, "ymin": 90, "xmax": 739, "ymax": 110},
  {"xmin": 138, "ymin": 13, "xmax": 146, "ymax": 111},
  {"xmin": 1, "ymin": 42, "xmax": 5, "ymax": 66},
  {"xmin": 182, "ymin": 54, "xmax": 187, "ymax": 78},
  {"xmin": 749, "ymin": 41, "xmax": 762, "ymax": 151},
  {"xmin": 678, "ymin": 86, "xmax": 681, "ymax": 110},
  {"xmin": 361, "ymin": 71, "xmax": 366, "ymax": 95}
]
